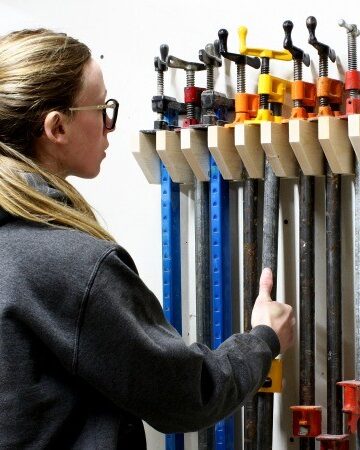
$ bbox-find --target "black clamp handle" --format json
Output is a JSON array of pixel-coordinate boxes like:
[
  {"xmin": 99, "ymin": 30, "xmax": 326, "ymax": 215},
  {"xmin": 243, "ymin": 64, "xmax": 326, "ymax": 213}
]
[
  {"xmin": 306, "ymin": 16, "xmax": 336, "ymax": 62},
  {"xmin": 167, "ymin": 54, "xmax": 206, "ymax": 72},
  {"xmin": 217, "ymin": 28, "xmax": 260, "ymax": 69},
  {"xmin": 199, "ymin": 40, "xmax": 222, "ymax": 68},
  {"xmin": 283, "ymin": 20, "xmax": 310, "ymax": 66},
  {"xmin": 154, "ymin": 44, "xmax": 169, "ymax": 72}
]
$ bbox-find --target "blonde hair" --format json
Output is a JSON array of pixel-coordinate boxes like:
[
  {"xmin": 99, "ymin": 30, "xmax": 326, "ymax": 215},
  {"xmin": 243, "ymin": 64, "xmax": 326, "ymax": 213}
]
[{"xmin": 0, "ymin": 28, "xmax": 114, "ymax": 241}]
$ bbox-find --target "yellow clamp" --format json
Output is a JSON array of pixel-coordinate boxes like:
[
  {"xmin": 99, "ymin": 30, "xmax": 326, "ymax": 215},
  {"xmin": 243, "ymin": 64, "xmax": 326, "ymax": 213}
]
[
  {"xmin": 258, "ymin": 74, "xmax": 291, "ymax": 104},
  {"xmin": 258, "ymin": 358, "xmax": 283, "ymax": 393},
  {"xmin": 238, "ymin": 26, "xmax": 292, "ymax": 61}
]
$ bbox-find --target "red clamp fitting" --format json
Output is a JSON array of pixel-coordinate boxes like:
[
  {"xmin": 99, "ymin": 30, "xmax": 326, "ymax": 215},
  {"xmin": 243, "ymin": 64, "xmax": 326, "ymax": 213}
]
[
  {"xmin": 184, "ymin": 86, "xmax": 205, "ymax": 105},
  {"xmin": 290, "ymin": 405, "xmax": 322, "ymax": 437},
  {"xmin": 346, "ymin": 97, "xmax": 360, "ymax": 115},
  {"xmin": 182, "ymin": 117, "xmax": 199, "ymax": 127},
  {"xmin": 316, "ymin": 434, "xmax": 349, "ymax": 449},
  {"xmin": 345, "ymin": 70, "xmax": 360, "ymax": 91},
  {"xmin": 337, "ymin": 380, "xmax": 360, "ymax": 433}
]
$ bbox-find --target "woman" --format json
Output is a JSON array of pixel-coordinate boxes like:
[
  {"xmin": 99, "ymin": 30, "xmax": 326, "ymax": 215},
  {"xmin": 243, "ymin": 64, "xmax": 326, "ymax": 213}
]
[{"xmin": 0, "ymin": 29, "xmax": 294, "ymax": 448}]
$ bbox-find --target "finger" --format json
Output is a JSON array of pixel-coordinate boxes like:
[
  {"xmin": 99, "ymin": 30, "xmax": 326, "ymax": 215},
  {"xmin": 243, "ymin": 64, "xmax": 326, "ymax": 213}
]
[{"xmin": 258, "ymin": 267, "xmax": 273, "ymax": 298}]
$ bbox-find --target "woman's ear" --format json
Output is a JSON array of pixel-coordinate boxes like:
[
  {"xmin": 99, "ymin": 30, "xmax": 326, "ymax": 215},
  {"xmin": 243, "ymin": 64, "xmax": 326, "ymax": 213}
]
[{"xmin": 42, "ymin": 111, "xmax": 70, "ymax": 145}]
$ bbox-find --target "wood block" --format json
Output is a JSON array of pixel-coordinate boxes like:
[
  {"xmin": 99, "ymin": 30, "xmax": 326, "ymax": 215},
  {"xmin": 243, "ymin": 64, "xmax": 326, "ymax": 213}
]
[
  {"xmin": 234, "ymin": 123, "xmax": 264, "ymax": 179},
  {"xmin": 180, "ymin": 128, "xmax": 210, "ymax": 181},
  {"xmin": 289, "ymin": 119, "xmax": 324, "ymax": 176},
  {"xmin": 260, "ymin": 122, "xmax": 299, "ymax": 178},
  {"xmin": 132, "ymin": 132, "xmax": 160, "ymax": 184},
  {"xmin": 207, "ymin": 125, "xmax": 242, "ymax": 181},
  {"xmin": 348, "ymin": 114, "xmax": 360, "ymax": 162},
  {"xmin": 156, "ymin": 130, "xmax": 194, "ymax": 184},
  {"xmin": 318, "ymin": 116, "xmax": 354, "ymax": 174}
]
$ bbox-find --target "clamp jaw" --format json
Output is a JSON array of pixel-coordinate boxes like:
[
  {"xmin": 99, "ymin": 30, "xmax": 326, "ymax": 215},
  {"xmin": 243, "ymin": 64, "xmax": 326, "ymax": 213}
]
[
  {"xmin": 167, "ymin": 54, "xmax": 206, "ymax": 127},
  {"xmin": 290, "ymin": 405, "xmax": 322, "ymax": 437},
  {"xmin": 258, "ymin": 358, "xmax": 283, "ymax": 393},
  {"xmin": 198, "ymin": 40, "xmax": 234, "ymax": 125},
  {"xmin": 283, "ymin": 20, "xmax": 316, "ymax": 119},
  {"xmin": 306, "ymin": 16, "xmax": 343, "ymax": 117},
  {"xmin": 338, "ymin": 380, "xmax": 360, "ymax": 434},
  {"xmin": 238, "ymin": 26, "xmax": 292, "ymax": 123},
  {"xmin": 152, "ymin": 45, "xmax": 185, "ymax": 130},
  {"xmin": 218, "ymin": 28, "xmax": 260, "ymax": 124},
  {"xmin": 316, "ymin": 434, "xmax": 349, "ymax": 450}
]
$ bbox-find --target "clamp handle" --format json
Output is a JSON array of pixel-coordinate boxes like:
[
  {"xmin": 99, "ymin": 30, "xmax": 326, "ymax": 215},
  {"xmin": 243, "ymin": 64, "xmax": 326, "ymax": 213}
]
[
  {"xmin": 218, "ymin": 28, "xmax": 260, "ymax": 69},
  {"xmin": 283, "ymin": 20, "xmax": 310, "ymax": 66},
  {"xmin": 306, "ymin": 16, "xmax": 336, "ymax": 62},
  {"xmin": 154, "ymin": 44, "xmax": 169, "ymax": 72},
  {"xmin": 167, "ymin": 54, "xmax": 206, "ymax": 72},
  {"xmin": 339, "ymin": 19, "xmax": 360, "ymax": 37},
  {"xmin": 238, "ymin": 26, "xmax": 292, "ymax": 61},
  {"xmin": 199, "ymin": 40, "xmax": 222, "ymax": 68}
]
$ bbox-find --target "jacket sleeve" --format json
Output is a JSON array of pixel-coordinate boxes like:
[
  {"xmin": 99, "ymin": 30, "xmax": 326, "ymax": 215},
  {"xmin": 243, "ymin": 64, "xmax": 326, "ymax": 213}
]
[{"xmin": 73, "ymin": 247, "xmax": 279, "ymax": 433}]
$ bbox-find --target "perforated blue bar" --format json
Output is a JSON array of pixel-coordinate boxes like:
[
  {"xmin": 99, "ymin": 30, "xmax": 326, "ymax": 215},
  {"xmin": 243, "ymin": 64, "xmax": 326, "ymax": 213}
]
[
  {"xmin": 210, "ymin": 156, "xmax": 234, "ymax": 450},
  {"xmin": 161, "ymin": 162, "xmax": 184, "ymax": 450}
]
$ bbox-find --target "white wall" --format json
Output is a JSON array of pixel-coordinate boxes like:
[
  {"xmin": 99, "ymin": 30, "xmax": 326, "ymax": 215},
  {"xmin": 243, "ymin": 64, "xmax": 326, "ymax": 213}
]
[{"xmin": 0, "ymin": 1, "xmax": 357, "ymax": 448}]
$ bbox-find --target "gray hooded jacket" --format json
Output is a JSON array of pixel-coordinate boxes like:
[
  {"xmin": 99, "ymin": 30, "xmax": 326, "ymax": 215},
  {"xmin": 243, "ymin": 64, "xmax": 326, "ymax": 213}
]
[{"xmin": 0, "ymin": 176, "xmax": 279, "ymax": 449}]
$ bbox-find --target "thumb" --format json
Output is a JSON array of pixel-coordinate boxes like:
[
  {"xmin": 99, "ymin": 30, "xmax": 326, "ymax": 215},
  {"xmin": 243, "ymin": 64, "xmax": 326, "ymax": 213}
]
[{"xmin": 257, "ymin": 267, "xmax": 273, "ymax": 301}]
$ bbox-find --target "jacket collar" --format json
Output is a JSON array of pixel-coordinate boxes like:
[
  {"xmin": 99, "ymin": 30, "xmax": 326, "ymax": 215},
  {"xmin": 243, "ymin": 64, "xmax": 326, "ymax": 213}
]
[{"xmin": 0, "ymin": 173, "xmax": 68, "ymax": 226}]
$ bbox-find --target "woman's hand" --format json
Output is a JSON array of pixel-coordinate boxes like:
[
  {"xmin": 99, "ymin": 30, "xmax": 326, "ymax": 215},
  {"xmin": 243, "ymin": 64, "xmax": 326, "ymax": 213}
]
[{"xmin": 251, "ymin": 268, "xmax": 295, "ymax": 354}]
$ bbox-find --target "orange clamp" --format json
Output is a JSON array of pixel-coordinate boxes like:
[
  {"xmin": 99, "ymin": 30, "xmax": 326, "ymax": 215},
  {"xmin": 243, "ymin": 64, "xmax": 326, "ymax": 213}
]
[
  {"xmin": 316, "ymin": 77, "xmax": 343, "ymax": 106},
  {"xmin": 290, "ymin": 405, "xmax": 322, "ymax": 437},
  {"xmin": 316, "ymin": 434, "xmax": 349, "ymax": 450},
  {"xmin": 225, "ymin": 93, "xmax": 259, "ymax": 127},
  {"xmin": 291, "ymin": 80, "xmax": 316, "ymax": 108},
  {"xmin": 338, "ymin": 380, "xmax": 360, "ymax": 434}
]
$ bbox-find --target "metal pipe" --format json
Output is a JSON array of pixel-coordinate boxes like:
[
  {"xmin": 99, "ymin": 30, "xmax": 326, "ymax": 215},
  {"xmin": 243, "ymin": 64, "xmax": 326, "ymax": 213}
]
[
  {"xmin": 325, "ymin": 163, "xmax": 342, "ymax": 435},
  {"xmin": 257, "ymin": 158, "xmax": 279, "ymax": 450},
  {"xmin": 195, "ymin": 178, "xmax": 213, "ymax": 450},
  {"xmin": 355, "ymin": 159, "xmax": 360, "ymax": 449},
  {"xmin": 243, "ymin": 173, "xmax": 259, "ymax": 450},
  {"xmin": 299, "ymin": 172, "xmax": 315, "ymax": 450}
]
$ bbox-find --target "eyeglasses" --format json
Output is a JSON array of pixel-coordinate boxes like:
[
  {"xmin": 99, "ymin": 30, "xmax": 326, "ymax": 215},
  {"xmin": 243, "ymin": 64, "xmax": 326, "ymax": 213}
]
[{"xmin": 69, "ymin": 98, "xmax": 119, "ymax": 131}]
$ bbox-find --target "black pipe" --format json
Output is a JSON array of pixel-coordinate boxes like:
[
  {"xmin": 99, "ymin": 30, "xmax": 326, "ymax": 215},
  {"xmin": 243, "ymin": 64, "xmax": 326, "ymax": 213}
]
[
  {"xmin": 326, "ymin": 163, "xmax": 343, "ymax": 434},
  {"xmin": 299, "ymin": 173, "xmax": 315, "ymax": 450},
  {"xmin": 257, "ymin": 159, "xmax": 279, "ymax": 450},
  {"xmin": 195, "ymin": 178, "xmax": 213, "ymax": 450},
  {"xmin": 243, "ymin": 174, "xmax": 259, "ymax": 449}
]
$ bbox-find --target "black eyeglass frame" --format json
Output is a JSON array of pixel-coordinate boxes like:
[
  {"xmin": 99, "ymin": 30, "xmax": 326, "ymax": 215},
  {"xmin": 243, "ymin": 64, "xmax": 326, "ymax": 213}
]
[{"xmin": 69, "ymin": 98, "xmax": 119, "ymax": 130}]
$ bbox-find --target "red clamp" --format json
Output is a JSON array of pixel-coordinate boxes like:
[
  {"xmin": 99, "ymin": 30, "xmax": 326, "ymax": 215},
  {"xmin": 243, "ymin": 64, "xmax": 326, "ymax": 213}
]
[
  {"xmin": 290, "ymin": 405, "xmax": 322, "ymax": 437},
  {"xmin": 184, "ymin": 86, "xmax": 205, "ymax": 105},
  {"xmin": 182, "ymin": 86, "xmax": 205, "ymax": 128},
  {"xmin": 345, "ymin": 70, "xmax": 360, "ymax": 91},
  {"xmin": 344, "ymin": 71, "xmax": 360, "ymax": 114},
  {"xmin": 182, "ymin": 117, "xmax": 199, "ymax": 127},
  {"xmin": 337, "ymin": 380, "xmax": 360, "ymax": 433},
  {"xmin": 316, "ymin": 434, "xmax": 349, "ymax": 449}
]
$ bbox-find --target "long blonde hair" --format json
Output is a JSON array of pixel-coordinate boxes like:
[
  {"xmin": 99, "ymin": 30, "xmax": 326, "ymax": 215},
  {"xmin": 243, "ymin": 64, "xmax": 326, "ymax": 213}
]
[{"xmin": 0, "ymin": 28, "xmax": 114, "ymax": 241}]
